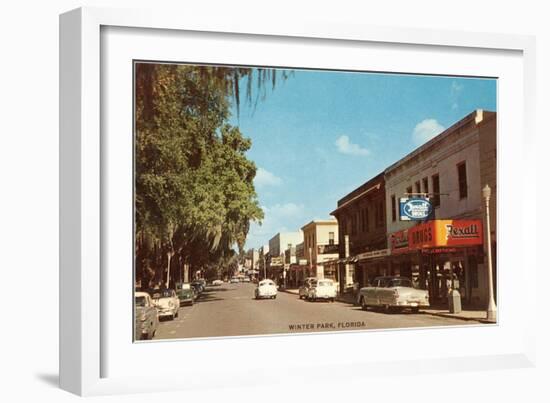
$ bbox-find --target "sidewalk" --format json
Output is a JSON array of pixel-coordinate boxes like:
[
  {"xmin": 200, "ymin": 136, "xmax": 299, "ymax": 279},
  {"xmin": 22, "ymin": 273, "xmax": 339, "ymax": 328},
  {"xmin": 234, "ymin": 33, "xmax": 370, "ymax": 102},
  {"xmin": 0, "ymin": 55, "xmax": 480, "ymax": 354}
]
[
  {"xmin": 420, "ymin": 308, "xmax": 496, "ymax": 324},
  {"xmin": 280, "ymin": 288, "xmax": 495, "ymax": 324}
]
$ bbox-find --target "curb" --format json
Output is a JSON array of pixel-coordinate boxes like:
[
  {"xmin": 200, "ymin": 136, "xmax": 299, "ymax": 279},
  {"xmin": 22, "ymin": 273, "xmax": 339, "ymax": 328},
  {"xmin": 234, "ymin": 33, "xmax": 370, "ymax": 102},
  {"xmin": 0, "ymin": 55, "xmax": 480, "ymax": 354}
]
[{"xmin": 420, "ymin": 310, "xmax": 496, "ymax": 324}]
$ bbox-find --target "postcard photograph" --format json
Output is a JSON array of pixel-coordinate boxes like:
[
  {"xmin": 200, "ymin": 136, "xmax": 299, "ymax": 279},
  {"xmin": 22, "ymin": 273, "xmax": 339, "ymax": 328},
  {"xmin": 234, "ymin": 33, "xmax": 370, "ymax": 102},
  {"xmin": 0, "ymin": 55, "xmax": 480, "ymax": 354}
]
[{"xmin": 133, "ymin": 61, "xmax": 497, "ymax": 341}]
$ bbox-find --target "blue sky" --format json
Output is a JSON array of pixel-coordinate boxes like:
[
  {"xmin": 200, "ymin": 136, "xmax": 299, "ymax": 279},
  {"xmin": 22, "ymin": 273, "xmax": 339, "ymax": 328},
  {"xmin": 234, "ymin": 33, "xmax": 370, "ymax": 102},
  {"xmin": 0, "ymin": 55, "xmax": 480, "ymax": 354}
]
[{"xmin": 229, "ymin": 69, "xmax": 496, "ymax": 250}]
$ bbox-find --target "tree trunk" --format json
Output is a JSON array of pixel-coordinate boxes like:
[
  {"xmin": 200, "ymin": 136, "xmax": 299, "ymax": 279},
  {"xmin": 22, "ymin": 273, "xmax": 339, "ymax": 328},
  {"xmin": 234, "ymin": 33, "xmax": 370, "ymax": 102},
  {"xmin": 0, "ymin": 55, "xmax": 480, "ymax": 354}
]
[{"xmin": 166, "ymin": 251, "xmax": 173, "ymax": 288}]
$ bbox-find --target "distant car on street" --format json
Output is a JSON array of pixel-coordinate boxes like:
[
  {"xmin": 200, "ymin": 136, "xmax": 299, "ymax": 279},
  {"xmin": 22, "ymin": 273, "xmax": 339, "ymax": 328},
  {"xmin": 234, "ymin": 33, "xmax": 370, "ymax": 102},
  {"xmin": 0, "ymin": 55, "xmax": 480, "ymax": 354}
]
[
  {"xmin": 299, "ymin": 277, "xmax": 317, "ymax": 299},
  {"xmin": 211, "ymin": 279, "xmax": 223, "ymax": 286},
  {"xmin": 230, "ymin": 277, "xmax": 240, "ymax": 284},
  {"xmin": 242, "ymin": 277, "xmax": 251, "ymax": 283},
  {"xmin": 255, "ymin": 279, "xmax": 278, "ymax": 299},
  {"xmin": 134, "ymin": 292, "xmax": 159, "ymax": 340},
  {"xmin": 149, "ymin": 288, "xmax": 179, "ymax": 320},
  {"xmin": 176, "ymin": 283, "xmax": 195, "ymax": 306},
  {"xmin": 307, "ymin": 279, "xmax": 336, "ymax": 302},
  {"xmin": 357, "ymin": 276, "xmax": 430, "ymax": 313}
]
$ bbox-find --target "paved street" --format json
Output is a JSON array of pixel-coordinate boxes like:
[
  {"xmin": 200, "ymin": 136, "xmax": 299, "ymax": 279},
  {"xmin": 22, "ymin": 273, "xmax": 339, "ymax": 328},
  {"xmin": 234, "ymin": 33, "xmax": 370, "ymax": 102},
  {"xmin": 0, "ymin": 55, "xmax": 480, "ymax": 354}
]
[{"xmin": 153, "ymin": 282, "xmax": 479, "ymax": 340}]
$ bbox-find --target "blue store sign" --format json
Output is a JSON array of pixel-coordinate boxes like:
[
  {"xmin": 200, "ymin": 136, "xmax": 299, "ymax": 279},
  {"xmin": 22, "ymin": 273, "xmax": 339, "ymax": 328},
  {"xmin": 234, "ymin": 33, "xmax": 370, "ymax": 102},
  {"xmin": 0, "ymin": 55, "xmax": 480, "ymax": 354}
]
[{"xmin": 399, "ymin": 197, "xmax": 433, "ymax": 221}]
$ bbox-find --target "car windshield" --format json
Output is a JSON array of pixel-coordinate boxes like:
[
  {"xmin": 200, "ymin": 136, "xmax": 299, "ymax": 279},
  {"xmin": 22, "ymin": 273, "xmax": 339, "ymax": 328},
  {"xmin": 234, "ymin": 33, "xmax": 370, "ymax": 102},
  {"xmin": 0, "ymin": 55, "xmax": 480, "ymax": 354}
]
[
  {"xmin": 150, "ymin": 290, "xmax": 173, "ymax": 299},
  {"xmin": 180, "ymin": 284, "xmax": 191, "ymax": 290},
  {"xmin": 135, "ymin": 296, "xmax": 147, "ymax": 307},
  {"xmin": 259, "ymin": 281, "xmax": 274, "ymax": 286},
  {"xmin": 387, "ymin": 278, "xmax": 412, "ymax": 288},
  {"xmin": 318, "ymin": 281, "xmax": 333, "ymax": 287}
]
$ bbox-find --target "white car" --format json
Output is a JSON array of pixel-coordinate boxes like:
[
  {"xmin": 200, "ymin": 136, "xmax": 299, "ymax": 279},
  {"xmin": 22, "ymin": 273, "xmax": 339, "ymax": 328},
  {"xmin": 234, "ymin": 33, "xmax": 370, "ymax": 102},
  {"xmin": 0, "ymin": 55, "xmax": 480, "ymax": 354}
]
[
  {"xmin": 242, "ymin": 277, "xmax": 251, "ymax": 283},
  {"xmin": 230, "ymin": 277, "xmax": 240, "ymax": 284},
  {"xmin": 307, "ymin": 279, "xmax": 336, "ymax": 302},
  {"xmin": 149, "ymin": 289, "xmax": 179, "ymax": 320},
  {"xmin": 134, "ymin": 292, "xmax": 159, "ymax": 340},
  {"xmin": 211, "ymin": 279, "xmax": 223, "ymax": 286},
  {"xmin": 357, "ymin": 276, "xmax": 430, "ymax": 313},
  {"xmin": 255, "ymin": 279, "xmax": 278, "ymax": 299}
]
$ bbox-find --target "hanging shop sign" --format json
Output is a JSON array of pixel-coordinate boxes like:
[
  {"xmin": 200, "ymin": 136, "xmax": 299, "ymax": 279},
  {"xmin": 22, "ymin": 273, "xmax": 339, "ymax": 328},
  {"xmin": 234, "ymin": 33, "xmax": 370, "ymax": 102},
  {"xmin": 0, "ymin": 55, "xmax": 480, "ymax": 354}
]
[
  {"xmin": 399, "ymin": 197, "xmax": 432, "ymax": 221},
  {"xmin": 317, "ymin": 244, "xmax": 339, "ymax": 255},
  {"xmin": 409, "ymin": 219, "xmax": 483, "ymax": 249}
]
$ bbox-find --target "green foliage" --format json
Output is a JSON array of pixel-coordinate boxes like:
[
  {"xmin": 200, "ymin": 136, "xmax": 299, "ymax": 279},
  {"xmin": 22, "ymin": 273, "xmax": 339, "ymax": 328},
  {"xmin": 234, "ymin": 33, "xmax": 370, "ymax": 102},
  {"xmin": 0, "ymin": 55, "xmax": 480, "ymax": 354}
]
[{"xmin": 135, "ymin": 63, "xmax": 280, "ymax": 287}]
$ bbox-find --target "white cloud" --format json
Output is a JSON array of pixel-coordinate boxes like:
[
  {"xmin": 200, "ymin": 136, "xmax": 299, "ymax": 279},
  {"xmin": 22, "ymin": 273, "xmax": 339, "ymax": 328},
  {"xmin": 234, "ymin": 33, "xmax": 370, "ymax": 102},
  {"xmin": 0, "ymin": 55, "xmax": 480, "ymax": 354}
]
[
  {"xmin": 451, "ymin": 81, "xmax": 463, "ymax": 95},
  {"xmin": 335, "ymin": 135, "xmax": 370, "ymax": 156},
  {"xmin": 451, "ymin": 81, "xmax": 463, "ymax": 110},
  {"xmin": 254, "ymin": 167, "xmax": 282, "ymax": 188},
  {"xmin": 268, "ymin": 202, "xmax": 304, "ymax": 218},
  {"xmin": 412, "ymin": 119, "xmax": 445, "ymax": 146},
  {"xmin": 245, "ymin": 202, "xmax": 306, "ymax": 249}
]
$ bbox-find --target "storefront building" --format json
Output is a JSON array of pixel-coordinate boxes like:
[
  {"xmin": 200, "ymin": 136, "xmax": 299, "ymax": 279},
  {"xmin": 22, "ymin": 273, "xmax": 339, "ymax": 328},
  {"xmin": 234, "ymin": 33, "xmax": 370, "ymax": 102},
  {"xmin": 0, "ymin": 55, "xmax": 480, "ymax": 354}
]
[
  {"xmin": 330, "ymin": 173, "xmax": 388, "ymax": 293},
  {"xmin": 300, "ymin": 219, "xmax": 339, "ymax": 280},
  {"xmin": 389, "ymin": 219, "xmax": 484, "ymax": 305},
  {"xmin": 267, "ymin": 231, "xmax": 303, "ymax": 283},
  {"xmin": 384, "ymin": 109, "xmax": 497, "ymax": 308}
]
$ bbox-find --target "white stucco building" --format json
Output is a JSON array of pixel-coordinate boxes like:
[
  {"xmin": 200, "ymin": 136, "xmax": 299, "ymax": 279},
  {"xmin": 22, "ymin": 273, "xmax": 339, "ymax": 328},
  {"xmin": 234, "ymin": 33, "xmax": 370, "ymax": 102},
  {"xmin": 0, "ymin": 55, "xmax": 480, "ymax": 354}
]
[{"xmin": 384, "ymin": 109, "xmax": 497, "ymax": 307}]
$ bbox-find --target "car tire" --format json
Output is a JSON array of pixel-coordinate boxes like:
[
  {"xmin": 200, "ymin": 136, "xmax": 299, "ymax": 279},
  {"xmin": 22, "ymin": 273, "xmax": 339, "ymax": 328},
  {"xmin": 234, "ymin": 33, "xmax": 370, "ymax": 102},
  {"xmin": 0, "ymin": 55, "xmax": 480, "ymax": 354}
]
[{"xmin": 360, "ymin": 297, "xmax": 368, "ymax": 310}]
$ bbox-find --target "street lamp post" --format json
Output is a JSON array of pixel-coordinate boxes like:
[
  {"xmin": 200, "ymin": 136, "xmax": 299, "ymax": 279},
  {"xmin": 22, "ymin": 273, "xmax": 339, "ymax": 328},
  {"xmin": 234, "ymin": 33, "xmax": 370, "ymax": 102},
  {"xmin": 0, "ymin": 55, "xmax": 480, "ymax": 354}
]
[
  {"xmin": 482, "ymin": 184, "xmax": 497, "ymax": 321},
  {"xmin": 308, "ymin": 247, "xmax": 313, "ymax": 277}
]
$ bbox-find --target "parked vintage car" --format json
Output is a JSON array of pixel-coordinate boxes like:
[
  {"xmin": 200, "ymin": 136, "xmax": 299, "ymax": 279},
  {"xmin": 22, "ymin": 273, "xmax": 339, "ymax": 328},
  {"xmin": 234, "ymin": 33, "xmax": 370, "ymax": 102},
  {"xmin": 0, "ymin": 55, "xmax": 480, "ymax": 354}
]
[
  {"xmin": 176, "ymin": 283, "xmax": 195, "ymax": 306},
  {"xmin": 299, "ymin": 277, "xmax": 317, "ymax": 299},
  {"xmin": 255, "ymin": 279, "xmax": 278, "ymax": 299},
  {"xmin": 149, "ymin": 288, "xmax": 179, "ymax": 320},
  {"xmin": 357, "ymin": 276, "xmax": 430, "ymax": 313},
  {"xmin": 242, "ymin": 277, "xmax": 251, "ymax": 283},
  {"xmin": 307, "ymin": 279, "xmax": 336, "ymax": 302},
  {"xmin": 230, "ymin": 277, "xmax": 240, "ymax": 284},
  {"xmin": 134, "ymin": 291, "xmax": 159, "ymax": 340},
  {"xmin": 211, "ymin": 279, "xmax": 223, "ymax": 286}
]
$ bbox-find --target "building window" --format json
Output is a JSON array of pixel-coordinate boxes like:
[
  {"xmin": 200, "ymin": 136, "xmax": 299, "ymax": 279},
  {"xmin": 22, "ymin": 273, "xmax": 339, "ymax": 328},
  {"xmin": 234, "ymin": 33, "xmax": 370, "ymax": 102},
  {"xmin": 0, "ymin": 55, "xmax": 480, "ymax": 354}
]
[
  {"xmin": 431, "ymin": 174, "xmax": 440, "ymax": 207},
  {"xmin": 391, "ymin": 195, "xmax": 396, "ymax": 222},
  {"xmin": 457, "ymin": 161, "xmax": 468, "ymax": 199},
  {"xmin": 376, "ymin": 201, "xmax": 384, "ymax": 227},
  {"xmin": 329, "ymin": 232, "xmax": 335, "ymax": 245},
  {"xmin": 415, "ymin": 181, "xmax": 421, "ymax": 194},
  {"xmin": 422, "ymin": 177, "xmax": 429, "ymax": 194}
]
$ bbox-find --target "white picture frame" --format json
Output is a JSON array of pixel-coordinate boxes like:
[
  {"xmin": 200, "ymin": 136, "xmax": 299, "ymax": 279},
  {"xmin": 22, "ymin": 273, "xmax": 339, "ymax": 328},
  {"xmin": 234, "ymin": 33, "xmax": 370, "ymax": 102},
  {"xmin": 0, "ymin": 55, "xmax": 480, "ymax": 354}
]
[{"xmin": 60, "ymin": 6, "xmax": 537, "ymax": 396}]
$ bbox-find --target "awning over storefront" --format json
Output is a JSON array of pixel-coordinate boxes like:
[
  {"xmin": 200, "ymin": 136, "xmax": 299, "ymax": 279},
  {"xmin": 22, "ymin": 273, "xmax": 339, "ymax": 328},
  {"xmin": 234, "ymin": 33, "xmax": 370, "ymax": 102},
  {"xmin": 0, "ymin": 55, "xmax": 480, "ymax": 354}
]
[
  {"xmin": 390, "ymin": 219, "xmax": 483, "ymax": 254},
  {"xmin": 356, "ymin": 249, "xmax": 390, "ymax": 261}
]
